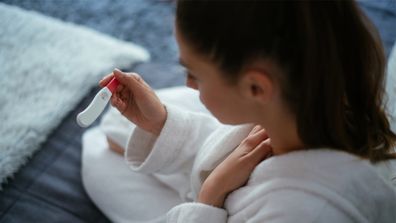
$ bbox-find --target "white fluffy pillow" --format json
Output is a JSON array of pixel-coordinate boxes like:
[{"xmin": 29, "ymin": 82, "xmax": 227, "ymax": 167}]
[{"xmin": 0, "ymin": 3, "xmax": 149, "ymax": 185}]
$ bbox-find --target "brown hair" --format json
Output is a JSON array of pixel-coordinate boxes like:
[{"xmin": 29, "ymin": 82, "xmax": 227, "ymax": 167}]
[{"xmin": 176, "ymin": 0, "xmax": 396, "ymax": 162}]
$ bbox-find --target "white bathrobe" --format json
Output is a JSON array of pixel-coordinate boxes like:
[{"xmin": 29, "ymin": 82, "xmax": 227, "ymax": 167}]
[{"xmin": 82, "ymin": 86, "xmax": 396, "ymax": 223}]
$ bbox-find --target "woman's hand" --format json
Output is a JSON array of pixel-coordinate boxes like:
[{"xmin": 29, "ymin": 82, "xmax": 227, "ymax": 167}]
[
  {"xmin": 100, "ymin": 69, "xmax": 167, "ymax": 136},
  {"xmin": 198, "ymin": 125, "xmax": 272, "ymax": 208}
]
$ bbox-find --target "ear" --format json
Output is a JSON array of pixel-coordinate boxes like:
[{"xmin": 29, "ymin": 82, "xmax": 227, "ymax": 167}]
[{"xmin": 240, "ymin": 69, "xmax": 274, "ymax": 104}]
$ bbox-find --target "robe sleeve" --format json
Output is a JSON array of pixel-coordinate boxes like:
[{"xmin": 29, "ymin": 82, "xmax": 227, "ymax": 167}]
[
  {"xmin": 125, "ymin": 104, "xmax": 220, "ymax": 175},
  {"xmin": 166, "ymin": 203, "xmax": 227, "ymax": 223}
]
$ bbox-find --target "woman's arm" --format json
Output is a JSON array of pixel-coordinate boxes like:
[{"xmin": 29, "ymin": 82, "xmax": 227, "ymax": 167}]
[
  {"xmin": 99, "ymin": 70, "xmax": 218, "ymax": 175},
  {"xmin": 106, "ymin": 136, "xmax": 124, "ymax": 155},
  {"xmin": 124, "ymin": 104, "xmax": 220, "ymax": 175}
]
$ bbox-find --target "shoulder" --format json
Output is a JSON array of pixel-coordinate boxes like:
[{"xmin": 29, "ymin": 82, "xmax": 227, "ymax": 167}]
[
  {"xmin": 226, "ymin": 183, "xmax": 354, "ymax": 223},
  {"xmin": 249, "ymin": 149, "xmax": 382, "ymax": 186},
  {"xmin": 244, "ymin": 188, "xmax": 352, "ymax": 223},
  {"xmin": 226, "ymin": 149, "xmax": 396, "ymax": 222}
]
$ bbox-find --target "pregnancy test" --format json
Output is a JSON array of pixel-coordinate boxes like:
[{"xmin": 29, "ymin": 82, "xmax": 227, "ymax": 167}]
[{"xmin": 76, "ymin": 77, "xmax": 119, "ymax": 127}]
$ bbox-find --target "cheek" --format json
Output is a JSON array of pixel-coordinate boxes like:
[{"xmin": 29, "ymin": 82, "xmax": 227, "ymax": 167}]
[
  {"xmin": 200, "ymin": 89, "xmax": 246, "ymax": 124},
  {"xmin": 199, "ymin": 90, "xmax": 220, "ymax": 116},
  {"xmin": 198, "ymin": 91, "xmax": 208, "ymax": 107},
  {"xmin": 198, "ymin": 90, "xmax": 212, "ymax": 109}
]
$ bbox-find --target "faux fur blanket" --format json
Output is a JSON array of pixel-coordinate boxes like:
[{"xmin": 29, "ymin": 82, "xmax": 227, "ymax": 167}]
[{"xmin": 0, "ymin": 3, "xmax": 149, "ymax": 185}]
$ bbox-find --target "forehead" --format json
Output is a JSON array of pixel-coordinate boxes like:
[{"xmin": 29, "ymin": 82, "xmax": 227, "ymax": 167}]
[
  {"xmin": 175, "ymin": 27, "xmax": 195, "ymax": 65},
  {"xmin": 175, "ymin": 25, "xmax": 239, "ymax": 86},
  {"xmin": 176, "ymin": 30, "xmax": 219, "ymax": 76}
]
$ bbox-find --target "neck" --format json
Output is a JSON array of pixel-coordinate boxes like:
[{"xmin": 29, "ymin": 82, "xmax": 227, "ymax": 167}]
[
  {"xmin": 259, "ymin": 108, "xmax": 304, "ymax": 156},
  {"xmin": 267, "ymin": 124, "xmax": 304, "ymax": 156}
]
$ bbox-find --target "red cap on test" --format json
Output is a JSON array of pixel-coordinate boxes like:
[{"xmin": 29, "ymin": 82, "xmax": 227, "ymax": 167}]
[{"xmin": 106, "ymin": 77, "xmax": 119, "ymax": 93}]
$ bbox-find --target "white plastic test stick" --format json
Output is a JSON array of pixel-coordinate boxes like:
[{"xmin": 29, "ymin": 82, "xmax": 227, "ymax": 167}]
[{"xmin": 76, "ymin": 77, "xmax": 119, "ymax": 127}]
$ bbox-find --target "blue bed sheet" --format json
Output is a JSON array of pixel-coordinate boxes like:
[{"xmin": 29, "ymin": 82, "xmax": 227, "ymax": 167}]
[{"xmin": 0, "ymin": 87, "xmax": 110, "ymax": 222}]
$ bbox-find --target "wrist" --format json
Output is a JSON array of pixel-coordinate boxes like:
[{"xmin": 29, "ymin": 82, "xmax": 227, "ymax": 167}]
[
  {"xmin": 198, "ymin": 193, "xmax": 226, "ymax": 208},
  {"xmin": 152, "ymin": 105, "xmax": 167, "ymax": 136},
  {"xmin": 198, "ymin": 182, "xmax": 227, "ymax": 208}
]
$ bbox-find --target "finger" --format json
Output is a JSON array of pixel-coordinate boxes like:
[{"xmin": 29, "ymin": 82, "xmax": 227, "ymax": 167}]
[
  {"xmin": 99, "ymin": 73, "xmax": 114, "ymax": 87},
  {"xmin": 125, "ymin": 71, "xmax": 150, "ymax": 87},
  {"xmin": 251, "ymin": 127, "xmax": 268, "ymax": 141},
  {"xmin": 113, "ymin": 69, "xmax": 146, "ymax": 91},
  {"xmin": 111, "ymin": 95, "xmax": 126, "ymax": 112},
  {"xmin": 113, "ymin": 84, "xmax": 124, "ymax": 99},
  {"xmin": 119, "ymin": 84, "xmax": 129, "ymax": 96},
  {"xmin": 243, "ymin": 128, "xmax": 268, "ymax": 150},
  {"xmin": 248, "ymin": 138, "xmax": 272, "ymax": 162},
  {"xmin": 120, "ymin": 87, "xmax": 131, "ymax": 103},
  {"xmin": 115, "ymin": 84, "xmax": 124, "ymax": 93},
  {"xmin": 110, "ymin": 94, "xmax": 119, "ymax": 107},
  {"xmin": 248, "ymin": 125, "xmax": 263, "ymax": 136}
]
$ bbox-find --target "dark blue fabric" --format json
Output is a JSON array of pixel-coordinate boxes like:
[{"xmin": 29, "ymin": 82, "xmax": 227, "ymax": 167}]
[
  {"xmin": 359, "ymin": 0, "xmax": 396, "ymax": 58},
  {"xmin": 0, "ymin": 0, "xmax": 395, "ymax": 222},
  {"xmin": 0, "ymin": 87, "xmax": 111, "ymax": 222},
  {"xmin": 0, "ymin": 0, "xmax": 178, "ymax": 63}
]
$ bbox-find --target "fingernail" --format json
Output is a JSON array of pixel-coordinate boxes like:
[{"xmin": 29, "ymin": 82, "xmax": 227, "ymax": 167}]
[{"xmin": 114, "ymin": 69, "xmax": 124, "ymax": 78}]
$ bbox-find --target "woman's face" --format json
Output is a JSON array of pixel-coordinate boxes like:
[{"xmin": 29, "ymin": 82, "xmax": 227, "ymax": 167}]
[{"xmin": 175, "ymin": 27, "xmax": 254, "ymax": 125}]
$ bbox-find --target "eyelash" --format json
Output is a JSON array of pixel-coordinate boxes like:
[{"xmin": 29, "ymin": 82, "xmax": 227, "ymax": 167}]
[{"xmin": 185, "ymin": 70, "xmax": 197, "ymax": 81}]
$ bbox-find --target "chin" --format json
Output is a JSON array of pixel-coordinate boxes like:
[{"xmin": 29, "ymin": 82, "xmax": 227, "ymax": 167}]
[
  {"xmin": 206, "ymin": 107, "xmax": 248, "ymax": 125},
  {"xmin": 214, "ymin": 114, "xmax": 246, "ymax": 125}
]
